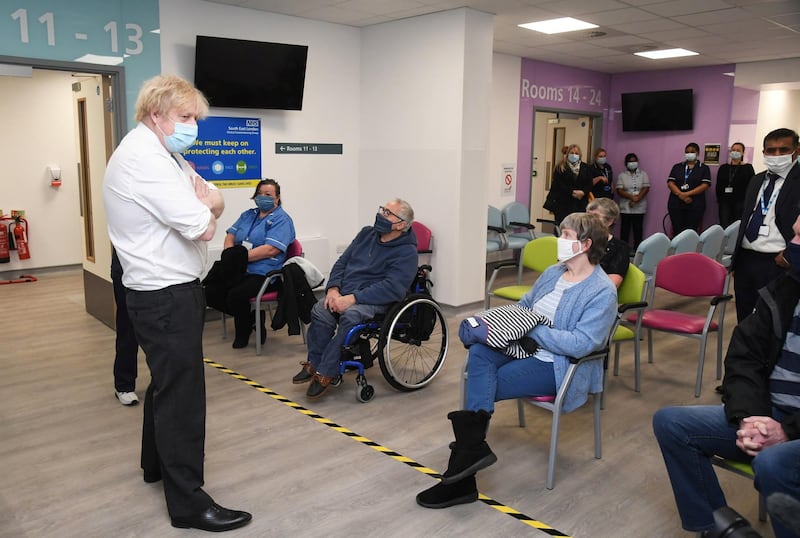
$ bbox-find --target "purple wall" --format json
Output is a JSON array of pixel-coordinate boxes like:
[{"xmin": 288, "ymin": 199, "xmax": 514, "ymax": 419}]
[
  {"xmin": 517, "ymin": 60, "xmax": 742, "ymax": 238},
  {"xmin": 516, "ymin": 60, "xmax": 611, "ymax": 207}
]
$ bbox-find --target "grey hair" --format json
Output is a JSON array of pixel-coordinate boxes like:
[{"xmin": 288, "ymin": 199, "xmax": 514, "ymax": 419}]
[
  {"xmin": 586, "ymin": 197, "xmax": 620, "ymax": 229},
  {"xmin": 392, "ymin": 198, "xmax": 415, "ymax": 232},
  {"xmin": 560, "ymin": 212, "xmax": 608, "ymax": 264}
]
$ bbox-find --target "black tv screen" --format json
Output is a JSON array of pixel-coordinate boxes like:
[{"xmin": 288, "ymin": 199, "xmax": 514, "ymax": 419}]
[
  {"xmin": 194, "ymin": 35, "xmax": 308, "ymax": 110},
  {"xmin": 621, "ymin": 89, "xmax": 693, "ymax": 132}
]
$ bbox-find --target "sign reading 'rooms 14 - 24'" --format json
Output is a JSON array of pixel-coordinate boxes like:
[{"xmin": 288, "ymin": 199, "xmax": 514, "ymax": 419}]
[{"xmin": 521, "ymin": 79, "xmax": 603, "ymax": 107}]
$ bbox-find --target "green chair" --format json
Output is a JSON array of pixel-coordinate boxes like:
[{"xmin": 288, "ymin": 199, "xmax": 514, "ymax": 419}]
[
  {"xmin": 484, "ymin": 236, "xmax": 558, "ymax": 309},
  {"xmin": 611, "ymin": 264, "xmax": 648, "ymax": 393},
  {"xmin": 710, "ymin": 455, "xmax": 767, "ymax": 522}
]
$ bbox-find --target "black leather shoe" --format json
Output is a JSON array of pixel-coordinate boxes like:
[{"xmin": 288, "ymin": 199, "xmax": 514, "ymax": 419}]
[
  {"xmin": 232, "ymin": 337, "xmax": 249, "ymax": 349},
  {"xmin": 306, "ymin": 373, "xmax": 334, "ymax": 399},
  {"xmin": 292, "ymin": 362, "xmax": 314, "ymax": 384},
  {"xmin": 143, "ymin": 470, "xmax": 161, "ymax": 483},
  {"xmin": 171, "ymin": 504, "xmax": 252, "ymax": 532}
]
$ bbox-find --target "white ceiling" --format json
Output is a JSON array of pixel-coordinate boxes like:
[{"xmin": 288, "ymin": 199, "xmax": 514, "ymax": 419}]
[{"xmin": 203, "ymin": 0, "xmax": 800, "ymax": 73}]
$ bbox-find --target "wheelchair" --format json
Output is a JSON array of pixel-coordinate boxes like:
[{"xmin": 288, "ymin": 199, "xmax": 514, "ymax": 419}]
[{"xmin": 332, "ymin": 264, "xmax": 449, "ymax": 402}]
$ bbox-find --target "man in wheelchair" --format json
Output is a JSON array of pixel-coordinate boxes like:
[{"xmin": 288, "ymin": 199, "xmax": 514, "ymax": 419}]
[{"xmin": 292, "ymin": 199, "xmax": 418, "ymax": 400}]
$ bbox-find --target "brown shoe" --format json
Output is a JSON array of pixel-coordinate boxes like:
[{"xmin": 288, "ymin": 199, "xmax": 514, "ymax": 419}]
[
  {"xmin": 306, "ymin": 373, "xmax": 334, "ymax": 399},
  {"xmin": 292, "ymin": 362, "xmax": 315, "ymax": 384}
]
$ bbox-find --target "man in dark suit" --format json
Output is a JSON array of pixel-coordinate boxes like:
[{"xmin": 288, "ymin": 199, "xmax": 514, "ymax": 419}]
[{"xmin": 731, "ymin": 128, "xmax": 800, "ymax": 323}]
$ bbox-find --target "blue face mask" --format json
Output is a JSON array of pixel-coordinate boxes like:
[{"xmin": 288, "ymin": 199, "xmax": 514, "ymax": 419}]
[
  {"xmin": 159, "ymin": 120, "xmax": 198, "ymax": 153},
  {"xmin": 567, "ymin": 153, "xmax": 581, "ymax": 164},
  {"xmin": 254, "ymin": 195, "xmax": 275, "ymax": 213},
  {"xmin": 596, "ymin": 157, "xmax": 607, "ymax": 165},
  {"xmin": 374, "ymin": 213, "xmax": 395, "ymax": 234}
]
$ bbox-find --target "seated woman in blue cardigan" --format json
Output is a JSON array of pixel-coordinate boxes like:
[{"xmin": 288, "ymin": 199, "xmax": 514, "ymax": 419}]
[{"xmin": 417, "ymin": 212, "xmax": 618, "ymax": 508}]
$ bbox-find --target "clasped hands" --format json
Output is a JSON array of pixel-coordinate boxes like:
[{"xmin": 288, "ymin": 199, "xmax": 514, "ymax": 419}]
[
  {"xmin": 736, "ymin": 416, "xmax": 789, "ymax": 456},
  {"xmin": 324, "ymin": 288, "xmax": 356, "ymax": 314}
]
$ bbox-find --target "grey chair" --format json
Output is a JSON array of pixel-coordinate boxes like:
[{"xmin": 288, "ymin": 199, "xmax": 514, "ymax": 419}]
[
  {"xmin": 501, "ymin": 202, "xmax": 536, "ymax": 282},
  {"xmin": 698, "ymin": 224, "xmax": 725, "ymax": 262},
  {"xmin": 486, "ymin": 205, "xmax": 508, "ymax": 254},
  {"xmin": 668, "ymin": 228, "xmax": 700, "ymax": 256},
  {"xmin": 720, "ymin": 220, "xmax": 740, "ymax": 269},
  {"xmin": 632, "ymin": 232, "xmax": 670, "ymax": 305}
]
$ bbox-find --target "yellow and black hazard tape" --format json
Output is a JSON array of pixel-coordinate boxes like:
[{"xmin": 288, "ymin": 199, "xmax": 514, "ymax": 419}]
[{"xmin": 204, "ymin": 358, "xmax": 571, "ymax": 537}]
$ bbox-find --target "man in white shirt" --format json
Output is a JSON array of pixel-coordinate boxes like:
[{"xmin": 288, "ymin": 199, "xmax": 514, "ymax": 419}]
[
  {"xmin": 103, "ymin": 74, "xmax": 250, "ymax": 532},
  {"xmin": 731, "ymin": 128, "xmax": 800, "ymax": 323}
]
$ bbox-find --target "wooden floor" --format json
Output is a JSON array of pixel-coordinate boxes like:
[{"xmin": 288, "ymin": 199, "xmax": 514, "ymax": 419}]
[{"xmin": 0, "ymin": 266, "xmax": 776, "ymax": 538}]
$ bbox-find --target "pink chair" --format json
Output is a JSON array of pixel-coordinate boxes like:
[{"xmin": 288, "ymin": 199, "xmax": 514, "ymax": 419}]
[
  {"xmin": 626, "ymin": 253, "xmax": 732, "ymax": 397},
  {"xmin": 411, "ymin": 221, "xmax": 432, "ymax": 254},
  {"xmin": 221, "ymin": 239, "xmax": 304, "ymax": 355}
]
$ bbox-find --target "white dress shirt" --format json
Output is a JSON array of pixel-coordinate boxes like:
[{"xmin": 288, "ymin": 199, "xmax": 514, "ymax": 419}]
[{"xmin": 103, "ymin": 123, "xmax": 215, "ymax": 291}]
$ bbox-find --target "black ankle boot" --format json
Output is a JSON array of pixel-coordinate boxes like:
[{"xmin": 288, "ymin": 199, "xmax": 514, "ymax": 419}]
[
  {"xmin": 232, "ymin": 318, "xmax": 251, "ymax": 349},
  {"xmin": 440, "ymin": 410, "xmax": 497, "ymax": 484},
  {"xmin": 416, "ymin": 475, "xmax": 478, "ymax": 509}
]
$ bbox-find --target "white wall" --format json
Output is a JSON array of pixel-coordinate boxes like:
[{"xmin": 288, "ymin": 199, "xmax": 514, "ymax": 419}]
[
  {"xmin": 488, "ymin": 53, "xmax": 521, "ymax": 210},
  {"xmin": 0, "ymin": 69, "xmax": 83, "ymax": 273},
  {"xmin": 159, "ymin": 0, "xmax": 362, "ymax": 271},
  {"xmin": 360, "ymin": 9, "xmax": 493, "ymax": 305},
  {"xmin": 754, "ymin": 89, "xmax": 800, "ymax": 156}
]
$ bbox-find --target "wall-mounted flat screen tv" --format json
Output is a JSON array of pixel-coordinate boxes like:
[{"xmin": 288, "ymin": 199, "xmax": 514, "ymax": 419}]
[
  {"xmin": 194, "ymin": 35, "xmax": 308, "ymax": 110},
  {"xmin": 621, "ymin": 89, "xmax": 693, "ymax": 131}
]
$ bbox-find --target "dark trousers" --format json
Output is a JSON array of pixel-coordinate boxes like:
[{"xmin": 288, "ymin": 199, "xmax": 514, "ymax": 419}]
[
  {"xmin": 126, "ymin": 280, "xmax": 212, "ymax": 518},
  {"xmin": 669, "ymin": 204, "xmax": 705, "ymax": 235},
  {"xmin": 206, "ymin": 274, "xmax": 275, "ymax": 341},
  {"xmin": 112, "ymin": 255, "xmax": 138, "ymax": 392},
  {"xmin": 620, "ymin": 213, "xmax": 644, "ymax": 250},
  {"xmin": 733, "ymin": 248, "xmax": 785, "ymax": 322},
  {"xmin": 717, "ymin": 201, "xmax": 742, "ymax": 230}
]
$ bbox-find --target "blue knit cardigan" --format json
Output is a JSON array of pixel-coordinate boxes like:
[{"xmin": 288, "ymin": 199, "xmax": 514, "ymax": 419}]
[{"xmin": 520, "ymin": 263, "xmax": 617, "ymax": 412}]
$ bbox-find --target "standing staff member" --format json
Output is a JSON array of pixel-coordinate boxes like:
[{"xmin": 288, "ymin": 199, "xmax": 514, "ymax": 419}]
[
  {"xmin": 667, "ymin": 142, "xmax": 711, "ymax": 235},
  {"xmin": 716, "ymin": 142, "xmax": 755, "ymax": 229},
  {"xmin": 103, "ymin": 74, "xmax": 251, "ymax": 532}
]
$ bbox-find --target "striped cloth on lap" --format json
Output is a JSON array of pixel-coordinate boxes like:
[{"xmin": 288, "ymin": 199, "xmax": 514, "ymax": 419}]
[{"xmin": 459, "ymin": 304, "xmax": 552, "ymax": 359}]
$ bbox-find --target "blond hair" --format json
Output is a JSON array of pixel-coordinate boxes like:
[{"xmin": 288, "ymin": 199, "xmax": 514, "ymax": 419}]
[{"xmin": 134, "ymin": 74, "xmax": 209, "ymax": 122}]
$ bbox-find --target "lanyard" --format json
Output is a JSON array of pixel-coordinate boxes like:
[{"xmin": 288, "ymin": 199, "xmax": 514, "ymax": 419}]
[
  {"xmin": 759, "ymin": 179, "xmax": 780, "ymax": 216},
  {"xmin": 684, "ymin": 165, "xmax": 691, "ymax": 185}
]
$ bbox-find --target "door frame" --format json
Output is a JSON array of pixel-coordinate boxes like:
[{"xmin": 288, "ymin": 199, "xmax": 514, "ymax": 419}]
[{"xmin": 0, "ymin": 55, "xmax": 127, "ymax": 327}]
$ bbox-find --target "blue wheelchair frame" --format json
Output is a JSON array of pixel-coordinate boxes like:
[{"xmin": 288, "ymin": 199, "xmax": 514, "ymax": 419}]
[{"xmin": 333, "ymin": 265, "xmax": 448, "ymax": 402}]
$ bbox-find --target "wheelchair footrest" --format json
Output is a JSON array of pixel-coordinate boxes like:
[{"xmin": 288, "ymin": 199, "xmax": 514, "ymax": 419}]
[{"xmin": 340, "ymin": 360, "xmax": 365, "ymax": 376}]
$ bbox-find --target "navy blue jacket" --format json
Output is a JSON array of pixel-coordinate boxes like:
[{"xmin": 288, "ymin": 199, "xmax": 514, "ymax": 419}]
[{"xmin": 327, "ymin": 226, "xmax": 418, "ymax": 306}]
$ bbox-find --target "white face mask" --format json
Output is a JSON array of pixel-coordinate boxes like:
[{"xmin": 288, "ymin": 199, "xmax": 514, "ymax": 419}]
[
  {"xmin": 729, "ymin": 151, "xmax": 742, "ymax": 160},
  {"xmin": 557, "ymin": 238, "xmax": 583, "ymax": 262},
  {"xmin": 763, "ymin": 154, "xmax": 796, "ymax": 177},
  {"xmin": 685, "ymin": 152, "xmax": 697, "ymax": 162}
]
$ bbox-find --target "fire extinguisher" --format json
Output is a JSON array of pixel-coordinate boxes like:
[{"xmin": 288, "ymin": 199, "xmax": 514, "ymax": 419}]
[
  {"xmin": 11, "ymin": 217, "xmax": 30, "ymax": 260},
  {"xmin": 0, "ymin": 216, "xmax": 10, "ymax": 263}
]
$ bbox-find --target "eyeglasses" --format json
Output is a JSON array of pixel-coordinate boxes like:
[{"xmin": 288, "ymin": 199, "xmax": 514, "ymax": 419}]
[{"xmin": 379, "ymin": 206, "xmax": 405, "ymax": 222}]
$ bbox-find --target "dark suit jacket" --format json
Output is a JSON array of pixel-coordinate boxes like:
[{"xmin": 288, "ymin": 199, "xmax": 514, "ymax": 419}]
[{"xmin": 731, "ymin": 162, "xmax": 800, "ymax": 271}]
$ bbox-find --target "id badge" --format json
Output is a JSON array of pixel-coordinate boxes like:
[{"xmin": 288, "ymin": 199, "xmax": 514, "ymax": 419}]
[
  {"xmin": 724, "ymin": 187, "xmax": 733, "ymax": 194},
  {"xmin": 242, "ymin": 240, "xmax": 253, "ymax": 250},
  {"xmin": 758, "ymin": 225, "xmax": 769, "ymax": 237},
  {"xmin": 680, "ymin": 183, "xmax": 690, "ymax": 191}
]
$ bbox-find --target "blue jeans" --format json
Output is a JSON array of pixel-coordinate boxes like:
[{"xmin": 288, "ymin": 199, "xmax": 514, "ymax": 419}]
[
  {"xmin": 464, "ymin": 344, "xmax": 556, "ymax": 413},
  {"xmin": 306, "ymin": 298, "xmax": 384, "ymax": 377},
  {"xmin": 652, "ymin": 405, "xmax": 800, "ymax": 537}
]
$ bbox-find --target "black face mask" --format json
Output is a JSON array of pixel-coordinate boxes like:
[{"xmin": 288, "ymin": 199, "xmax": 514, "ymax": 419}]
[
  {"xmin": 374, "ymin": 213, "xmax": 395, "ymax": 234},
  {"xmin": 787, "ymin": 242, "xmax": 800, "ymax": 272}
]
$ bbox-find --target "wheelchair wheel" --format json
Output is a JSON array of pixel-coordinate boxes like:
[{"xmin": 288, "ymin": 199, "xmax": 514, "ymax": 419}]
[
  {"xmin": 377, "ymin": 294, "xmax": 448, "ymax": 391},
  {"xmin": 355, "ymin": 375, "xmax": 375, "ymax": 403}
]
